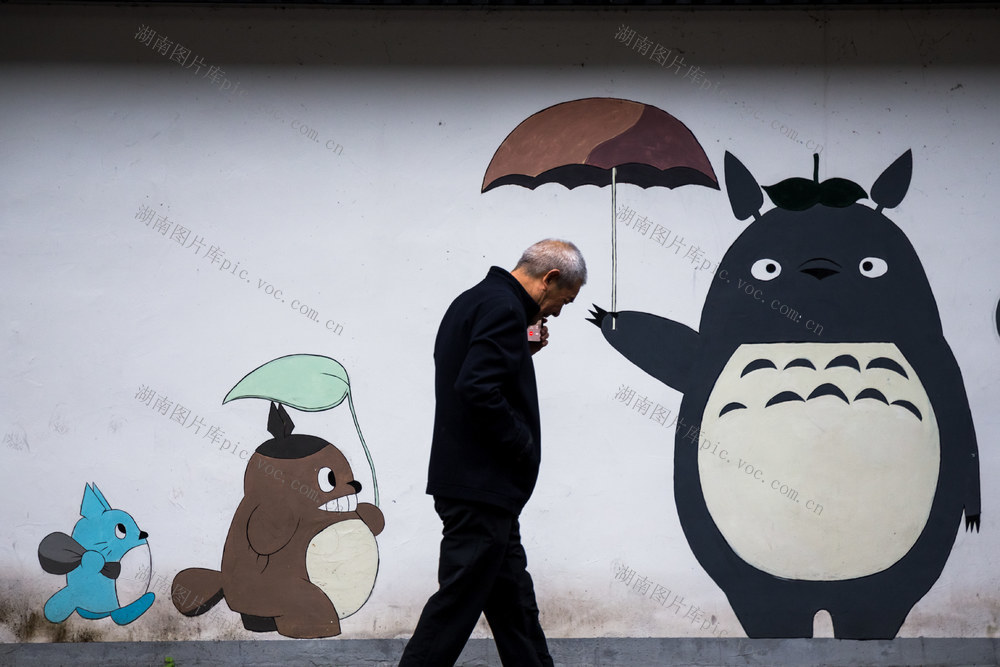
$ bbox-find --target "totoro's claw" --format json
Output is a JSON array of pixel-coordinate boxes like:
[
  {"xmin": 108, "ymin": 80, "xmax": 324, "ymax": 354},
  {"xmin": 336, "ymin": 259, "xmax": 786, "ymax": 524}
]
[
  {"xmin": 587, "ymin": 304, "xmax": 612, "ymax": 328},
  {"xmin": 965, "ymin": 514, "xmax": 981, "ymax": 533}
]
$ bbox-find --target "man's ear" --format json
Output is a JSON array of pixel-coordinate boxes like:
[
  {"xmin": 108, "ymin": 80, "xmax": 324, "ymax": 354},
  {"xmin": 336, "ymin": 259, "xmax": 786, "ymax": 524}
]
[{"xmin": 542, "ymin": 268, "xmax": 561, "ymax": 288}]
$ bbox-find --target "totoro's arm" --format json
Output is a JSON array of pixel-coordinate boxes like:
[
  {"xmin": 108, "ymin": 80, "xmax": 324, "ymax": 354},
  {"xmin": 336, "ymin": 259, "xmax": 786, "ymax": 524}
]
[
  {"xmin": 909, "ymin": 339, "xmax": 982, "ymax": 531},
  {"xmin": 357, "ymin": 503, "xmax": 384, "ymax": 537},
  {"xmin": 80, "ymin": 549, "xmax": 107, "ymax": 574},
  {"xmin": 964, "ymin": 432, "xmax": 982, "ymax": 532},
  {"xmin": 589, "ymin": 306, "xmax": 700, "ymax": 394},
  {"xmin": 937, "ymin": 360, "xmax": 982, "ymax": 532},
  {"xmin": 944, "ymin": 395, "xmax": 981, "ymax": 532},
  {"xmin": 246, "ymin": 504, "xmax": 297, "ymax": 556}
]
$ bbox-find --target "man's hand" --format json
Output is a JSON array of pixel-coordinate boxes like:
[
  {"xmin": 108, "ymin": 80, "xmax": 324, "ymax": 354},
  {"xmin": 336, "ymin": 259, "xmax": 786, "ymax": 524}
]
[{"xmin": 529, "ymin": 317, "xmax": 549, "ymax": 355}]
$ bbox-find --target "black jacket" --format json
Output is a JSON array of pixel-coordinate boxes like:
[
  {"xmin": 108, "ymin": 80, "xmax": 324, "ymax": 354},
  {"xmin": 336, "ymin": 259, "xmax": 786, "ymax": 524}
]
[{"xmin": 426, "ymin": 266, "xmax": 542, "ymax": 514}]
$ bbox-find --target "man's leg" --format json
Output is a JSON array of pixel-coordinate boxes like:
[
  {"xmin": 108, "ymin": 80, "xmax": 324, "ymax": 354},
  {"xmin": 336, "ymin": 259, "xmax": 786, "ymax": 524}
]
[
  {"xmin": 399, "ymin": 498, "xmax": 514, "ymax": 667},
  {"xmin": 482, "ymin": 516, "xmax": 553, "ymax": 667}
]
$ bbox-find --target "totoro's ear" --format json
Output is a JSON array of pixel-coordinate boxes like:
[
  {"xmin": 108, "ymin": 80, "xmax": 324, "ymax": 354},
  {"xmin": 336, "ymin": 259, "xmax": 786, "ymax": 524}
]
[
  {"xmin": 724, "ymin": 152, "xmax": 763, "ymax": 222},
  {"xmin": 267, "ymin": 401, "xmax": 295, "ymax": 439},
  {"xmin": 871, "ymin": 149, "xmax": 912, "ymax": 213},
  {"xmin": 81, "ymin": 483, "xmax": 110, "ymax": 517}
]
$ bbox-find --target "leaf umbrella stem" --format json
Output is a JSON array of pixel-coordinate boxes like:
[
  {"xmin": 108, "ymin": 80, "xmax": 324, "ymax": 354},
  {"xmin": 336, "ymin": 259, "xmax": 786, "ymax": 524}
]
[
  {"xmin": 347, "ymin": 390, "xmax": 379, "ymax": 508},
  {"xmin": 611, "ymin": 166, "xmax": 617, "ymax": 330}
]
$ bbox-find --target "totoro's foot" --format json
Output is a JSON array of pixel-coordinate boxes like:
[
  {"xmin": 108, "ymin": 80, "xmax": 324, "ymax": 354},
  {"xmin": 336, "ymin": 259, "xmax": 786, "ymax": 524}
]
[
  {"xmin": 241, "ymin": 613, "xmax": 278, "ymax": 632},
  {"xmin": 274, "ymin": 613, "xmax": 342, "ymax": 639},
  {"xmin": 110, "ymin": 592, "xmax": 155, "ymax": 625},
  {"xmin": 43, "ymin": 589, "xmax": 78, "ymax": 623},
  {"xmin": 172, "ymin": 567, "xmax": 224, "ymax": 616}
]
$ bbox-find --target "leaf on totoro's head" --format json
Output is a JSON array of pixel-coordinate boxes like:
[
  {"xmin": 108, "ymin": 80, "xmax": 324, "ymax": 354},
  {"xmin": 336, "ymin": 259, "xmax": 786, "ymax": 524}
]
[
  {"xmin": 224, "ymin": 354, "xmax": 351, "ymax": 412},
  {"xmin": 764, "ymin": 177, "xmax": 867, "ymax": 211},
  {"xmin": 818, "ymin": 178, "xmax": 868, "ymax": 207},
  {"xmin": 763, "ymin": 177, "xmax": 821, "ymax": 211}
]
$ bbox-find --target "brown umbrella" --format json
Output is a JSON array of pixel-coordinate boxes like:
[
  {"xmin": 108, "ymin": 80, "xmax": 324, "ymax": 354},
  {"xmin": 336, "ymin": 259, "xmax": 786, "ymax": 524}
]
[{"xmin": 483, "ymin": 97, "xmax": 718, "ymax": 322}]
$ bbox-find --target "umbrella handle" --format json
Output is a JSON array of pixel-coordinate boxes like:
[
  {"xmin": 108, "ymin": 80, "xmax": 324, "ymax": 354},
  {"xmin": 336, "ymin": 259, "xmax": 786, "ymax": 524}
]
[
  {"xmin": 611, "ymin": 167, "xmax": 617, "ymax": 330},
  {"xmin": 348, "ymin": 390, "xmax": 379, "ymax": 508}
]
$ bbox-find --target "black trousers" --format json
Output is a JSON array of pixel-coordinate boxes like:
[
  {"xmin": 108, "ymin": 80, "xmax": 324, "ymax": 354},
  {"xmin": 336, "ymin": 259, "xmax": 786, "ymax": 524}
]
[{"xmin": 398, "ymin": 497, "xmax": 553, "ymax": 667}]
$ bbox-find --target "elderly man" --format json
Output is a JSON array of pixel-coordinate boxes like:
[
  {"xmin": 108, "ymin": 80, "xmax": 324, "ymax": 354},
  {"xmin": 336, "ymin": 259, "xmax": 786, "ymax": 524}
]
[{"xmin": 399, "ymin": 239, "xmax": 587, "ymax": 667}]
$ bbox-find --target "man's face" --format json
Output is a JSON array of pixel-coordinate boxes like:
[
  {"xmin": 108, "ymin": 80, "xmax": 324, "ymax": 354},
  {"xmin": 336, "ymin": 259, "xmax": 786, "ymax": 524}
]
[{"xmin": 537, "ymin": 280, "xmax": 581, "ymax": 319}]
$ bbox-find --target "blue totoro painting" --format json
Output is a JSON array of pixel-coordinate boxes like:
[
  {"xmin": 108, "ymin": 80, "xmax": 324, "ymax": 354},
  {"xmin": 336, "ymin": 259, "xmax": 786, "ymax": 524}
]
[{"xmin": 38, "ymin": 483, "xmax": 155, "ymax": 625}]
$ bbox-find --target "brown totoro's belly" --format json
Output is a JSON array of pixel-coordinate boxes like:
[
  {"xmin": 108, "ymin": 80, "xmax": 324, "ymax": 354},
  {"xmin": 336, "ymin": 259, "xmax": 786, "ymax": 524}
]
[
  {"xmin": 305, "ymin": 518, "xmax": 379, "ymax": 619},
  {"xmin": 697, "ymin": 342, "xmax": 939, "ymax": 581}
]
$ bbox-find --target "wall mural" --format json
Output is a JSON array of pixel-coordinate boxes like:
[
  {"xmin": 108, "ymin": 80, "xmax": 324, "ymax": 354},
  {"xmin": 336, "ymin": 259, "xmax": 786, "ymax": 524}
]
[
  {"xmin": 37, "ymin": 483, "xmax": 155, "ymax": 626},
  {"xmin": 22, "ymin": 93, "xmax": 987, "ymax": 645},
  {"xmin": 589, "ymin": 148, "xmax": 981, "ymax": 638},
  {"xmin": 170, "ymin": 354, "xmax": 384, "ymax": 639}
]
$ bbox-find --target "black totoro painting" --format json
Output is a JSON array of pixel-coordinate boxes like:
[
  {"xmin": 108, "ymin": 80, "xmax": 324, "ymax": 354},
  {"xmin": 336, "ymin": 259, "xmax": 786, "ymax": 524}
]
[{"xmin": 591, "ymin": 150, "xmax": 980, "ymax": 639}]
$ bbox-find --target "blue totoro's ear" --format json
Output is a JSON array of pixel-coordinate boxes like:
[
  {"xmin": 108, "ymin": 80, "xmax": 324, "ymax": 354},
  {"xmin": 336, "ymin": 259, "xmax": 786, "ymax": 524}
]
[
  {"xmin": 871, "ymin": 149, "xmax": 912, "ymax": 213},
  {"xmin": 81, "ymin": 483, "xmax": 111, "ymax": 518},
  {"xmin": 724, "ymin": 152, "xmax": 763, "ymax": 222}
]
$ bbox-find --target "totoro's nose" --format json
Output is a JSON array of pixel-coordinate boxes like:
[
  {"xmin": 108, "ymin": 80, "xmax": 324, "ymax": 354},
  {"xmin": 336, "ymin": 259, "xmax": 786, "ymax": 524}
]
[
  {"xmin": 349, "ymin": 480, "xmax": 362, "ymax": 494},
  {"xmin": 139, "ymin": 531, "xmax": 148, "ymax": 540},
  {"xmin": 799, "ymin": 258, "xmax": 841, "ymax": 280}
]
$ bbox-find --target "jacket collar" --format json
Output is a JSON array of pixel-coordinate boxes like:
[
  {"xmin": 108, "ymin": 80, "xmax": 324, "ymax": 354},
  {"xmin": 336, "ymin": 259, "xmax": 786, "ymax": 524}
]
[{"xmin": 487, "ymin": 266, "xmax": 540, "ymax": 322}]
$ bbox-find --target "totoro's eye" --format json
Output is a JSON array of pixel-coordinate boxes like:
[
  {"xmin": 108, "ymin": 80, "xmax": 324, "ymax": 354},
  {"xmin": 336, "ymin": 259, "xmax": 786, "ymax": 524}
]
[
  {"xmin": 115, "ymin": 523, "xmax": 127, "ymax": 539},
  {"xmin": 318, "ymin": 467, "xmax": 336, "ymax": 493},
  {"xmin": 750, "ymin": 259, "xmax": 782, "ymax": 281},
  {"xmin": 859, "ymin": 257, "xmax": 888, "ymax": 278}
]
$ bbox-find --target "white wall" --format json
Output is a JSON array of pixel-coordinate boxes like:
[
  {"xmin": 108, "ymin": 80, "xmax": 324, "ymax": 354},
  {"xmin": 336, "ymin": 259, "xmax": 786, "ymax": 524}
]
[{"xmin": 1, "ymin": 5, "xmax": 998, "ymax": 642}]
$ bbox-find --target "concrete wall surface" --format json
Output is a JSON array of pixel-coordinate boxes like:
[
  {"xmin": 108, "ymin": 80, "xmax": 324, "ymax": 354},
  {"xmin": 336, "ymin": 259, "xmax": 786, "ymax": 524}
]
[{"xmin": 4, "ymin": 637, "xmax": 1000, "ymax": 667}]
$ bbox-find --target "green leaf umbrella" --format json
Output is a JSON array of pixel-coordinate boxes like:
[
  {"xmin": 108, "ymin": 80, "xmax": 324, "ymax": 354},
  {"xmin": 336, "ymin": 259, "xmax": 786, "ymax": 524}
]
[{"xmin": 224, "ymin": 354, "xmax": 379, "ymax": 507}]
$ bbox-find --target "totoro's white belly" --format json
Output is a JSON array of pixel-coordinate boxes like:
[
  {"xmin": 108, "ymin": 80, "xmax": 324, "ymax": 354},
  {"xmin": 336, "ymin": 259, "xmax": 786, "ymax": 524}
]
[
  {"xmin": 306, "ymin": 519, "xmax": 379, "ymax": 619},
  {"xmin": 115, "ymin": 543, "xmax": 151, "ymax": 606},
  {"xmin": 698, "ymin": 342, "xmax": 939, "ymax": 581}
]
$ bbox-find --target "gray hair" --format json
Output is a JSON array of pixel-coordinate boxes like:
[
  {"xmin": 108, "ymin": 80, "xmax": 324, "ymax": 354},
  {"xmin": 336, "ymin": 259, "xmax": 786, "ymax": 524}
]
[{"xmin": 514, "ymin": 239, "xmax": 587, "ymax": 287}]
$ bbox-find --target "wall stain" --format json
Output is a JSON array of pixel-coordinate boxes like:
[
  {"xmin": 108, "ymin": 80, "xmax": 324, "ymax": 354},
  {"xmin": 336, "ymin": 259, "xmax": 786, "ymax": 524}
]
[{"xmin": 0, "ymin": 579, "xmax": 247, "ymax": 643}]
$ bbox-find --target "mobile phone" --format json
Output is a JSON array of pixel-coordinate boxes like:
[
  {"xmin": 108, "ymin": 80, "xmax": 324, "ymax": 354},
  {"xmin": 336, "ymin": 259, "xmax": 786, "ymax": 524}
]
[{"xmin": 527, "ymin": 323, "xmax": 541, "ymax": 341}]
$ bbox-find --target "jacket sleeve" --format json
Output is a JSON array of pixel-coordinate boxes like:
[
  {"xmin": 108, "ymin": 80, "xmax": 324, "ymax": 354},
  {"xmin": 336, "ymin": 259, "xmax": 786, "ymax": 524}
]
[{"xmin": 453, "ymin": 302, "xmax": 534, "ymax": 460}]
